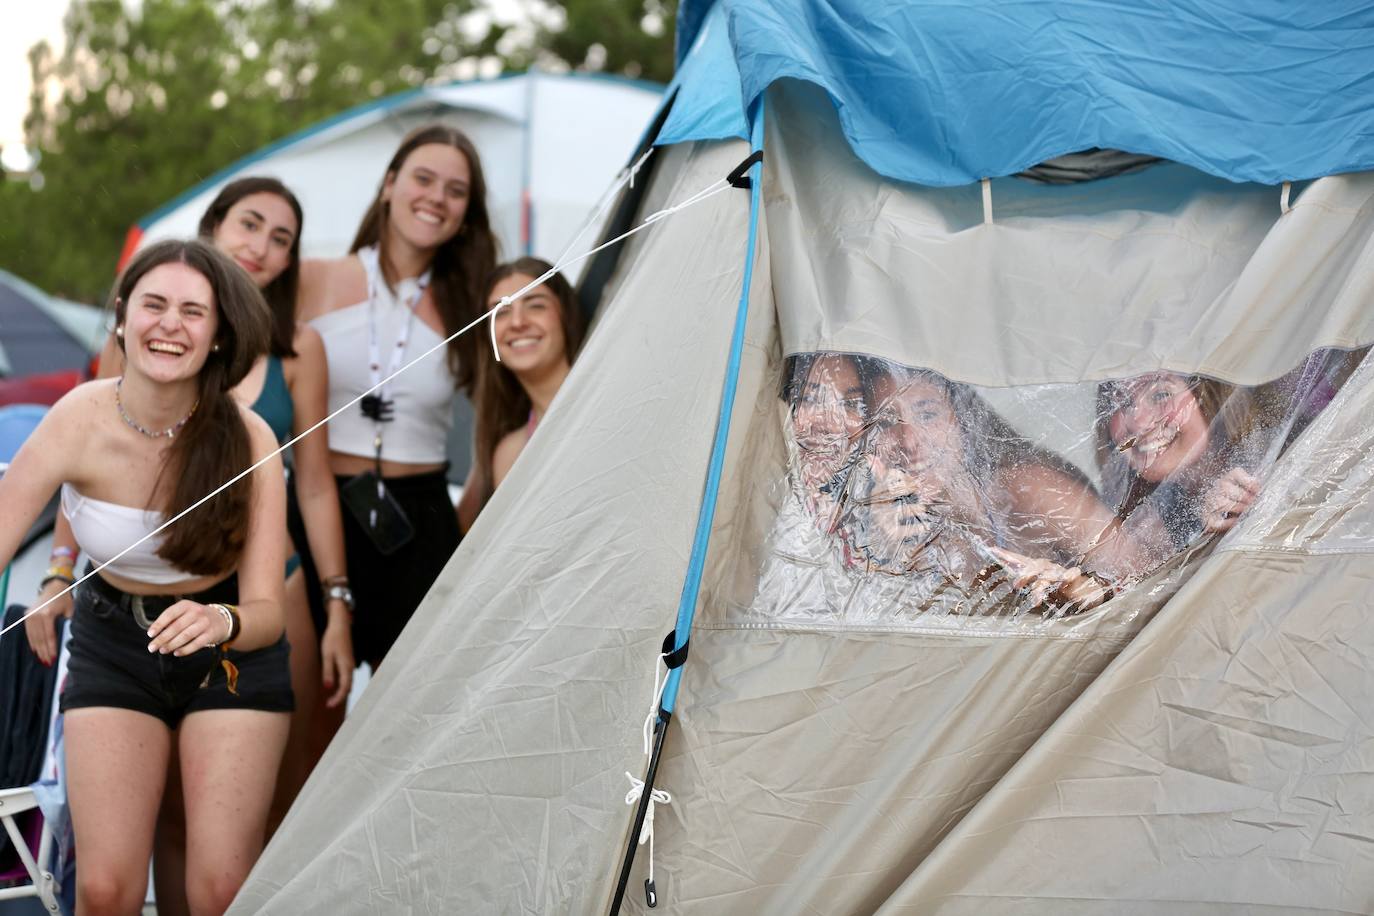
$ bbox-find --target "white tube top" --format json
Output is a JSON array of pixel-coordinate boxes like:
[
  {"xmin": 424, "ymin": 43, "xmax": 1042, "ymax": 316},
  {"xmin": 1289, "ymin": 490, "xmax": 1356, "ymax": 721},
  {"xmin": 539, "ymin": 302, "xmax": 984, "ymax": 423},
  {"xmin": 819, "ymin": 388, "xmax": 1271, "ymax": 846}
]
[
  {"xmin": 310, "ymin": 252, "xmax": 456, "ymax": 464},
  {"xmin": 61, "ymin": 483, "xmax": 196, "ymax": 586}
]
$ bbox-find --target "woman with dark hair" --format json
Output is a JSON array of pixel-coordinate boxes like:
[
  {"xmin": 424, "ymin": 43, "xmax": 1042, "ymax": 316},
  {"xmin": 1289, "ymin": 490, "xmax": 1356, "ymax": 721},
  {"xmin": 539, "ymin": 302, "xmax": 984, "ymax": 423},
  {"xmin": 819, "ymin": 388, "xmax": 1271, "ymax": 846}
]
[
  {"xmin": 457, "ymin": 258, "xmax": 587, "ymax": 529},
  {"xmin": 193, "ymin": 177, "xmax": 353, "ymax": 828},
  {"xmin": 297, "ymin": 123, "xmax": 498, "ymax": 670},
  {"xmin": 34, "ymin": 178, "xmax": 351, "ymax": 914},
  {"xmin": 751, "ymin": 351, "xmax": 882, "ymax": 622},
  {"xmin": 1095, "ymin": 372, "xmax": 1261, "ymax": 561},
  {"xmin": 7, "ymin": 239, "xmax": 289, "ymax": 915},
  {"xmin": 843, "ymin": 365, "xmax": 1118, "ymax": 611}
]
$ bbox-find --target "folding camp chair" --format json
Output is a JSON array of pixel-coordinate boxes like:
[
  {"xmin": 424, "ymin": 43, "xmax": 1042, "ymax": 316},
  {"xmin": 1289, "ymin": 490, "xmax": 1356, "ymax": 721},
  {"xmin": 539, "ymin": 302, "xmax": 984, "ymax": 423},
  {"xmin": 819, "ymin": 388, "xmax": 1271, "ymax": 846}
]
[
  {"xmin": 0, "ymin": 457, "xmax": 65, "ymax": 913},
  {"xmin": 0, "ymin": 786, "xmax": 60, "ymax": 913}
]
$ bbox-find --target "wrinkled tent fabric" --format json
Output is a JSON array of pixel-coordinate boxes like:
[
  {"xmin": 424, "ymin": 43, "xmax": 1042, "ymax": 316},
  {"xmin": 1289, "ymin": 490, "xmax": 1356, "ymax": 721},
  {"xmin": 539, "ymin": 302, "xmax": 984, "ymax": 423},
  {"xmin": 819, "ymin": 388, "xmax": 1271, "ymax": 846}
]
[
  {"xmin": 232, "ymin": 10, "xmax": 1374, "ymax": 916},
  {"xmin": 230, "ymin": 140, "xmax": 770, "ymax": 914},
  {"xmin": 666, "ymin": 0, "xmax": 1374, "ymax": 186}
]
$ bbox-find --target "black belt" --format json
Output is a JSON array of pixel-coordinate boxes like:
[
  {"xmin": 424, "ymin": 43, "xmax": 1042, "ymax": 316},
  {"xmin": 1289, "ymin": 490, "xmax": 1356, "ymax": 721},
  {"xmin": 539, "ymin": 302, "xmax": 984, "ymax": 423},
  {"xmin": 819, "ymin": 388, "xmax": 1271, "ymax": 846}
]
[{"xmin": 82, "ymin": 568, "xmax": 237, "ymax": 629}]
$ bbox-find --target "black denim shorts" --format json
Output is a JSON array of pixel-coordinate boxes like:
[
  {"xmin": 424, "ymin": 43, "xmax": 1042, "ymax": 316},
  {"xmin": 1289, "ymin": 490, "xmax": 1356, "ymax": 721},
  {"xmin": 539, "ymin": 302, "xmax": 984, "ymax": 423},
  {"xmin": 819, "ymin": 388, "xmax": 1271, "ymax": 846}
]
[{"xmin": 60, "ymin": 573, "xmax": 294, "ymax": 728}]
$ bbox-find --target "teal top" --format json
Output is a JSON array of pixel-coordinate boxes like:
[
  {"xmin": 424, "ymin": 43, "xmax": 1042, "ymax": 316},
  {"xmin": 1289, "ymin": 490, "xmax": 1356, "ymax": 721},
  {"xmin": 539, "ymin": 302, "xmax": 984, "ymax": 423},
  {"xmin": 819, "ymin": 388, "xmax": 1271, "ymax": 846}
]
[
  {"xmin": 249, "ymin": 355, "xmax": 301, "ymax": 579},
  {"xmin": 250, "ymin": 355, "xmax": 294, "ymax": 445}
]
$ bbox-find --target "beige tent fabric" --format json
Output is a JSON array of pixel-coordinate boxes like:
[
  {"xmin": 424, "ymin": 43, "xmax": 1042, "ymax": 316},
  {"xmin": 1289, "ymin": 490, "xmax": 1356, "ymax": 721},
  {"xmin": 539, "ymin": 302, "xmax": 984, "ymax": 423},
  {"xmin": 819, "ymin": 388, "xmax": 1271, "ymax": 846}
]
[
  {"xmin": 876, "ymin": 357, "xmax": 1374, "ymax": 914},
  {"xmin": 618, "ymin": 90, "xmax": 1374, "ymax": 912},
  {"xmin": 235, "ymin": 84, "xmax": 1374, "ymax": 915},
  {"xmin": 230, "ymin": 138, "xmax": 772, "ymax": 914},
  {"xmin": 767, "ymin": 83, "xmax": 1374, "ymax": 388},
  {"xmin": 637, "ymin": 362, "xmax": 1373, "ymax": 913}
]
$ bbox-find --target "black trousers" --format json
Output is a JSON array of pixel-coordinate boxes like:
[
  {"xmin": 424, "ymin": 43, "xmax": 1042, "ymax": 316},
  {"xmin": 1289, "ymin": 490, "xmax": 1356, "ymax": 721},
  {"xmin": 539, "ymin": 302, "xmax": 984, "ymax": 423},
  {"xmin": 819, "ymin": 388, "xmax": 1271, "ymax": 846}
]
[{"xmin": 293, "ymin": 469, "xmax": 460, "ymax": 670}]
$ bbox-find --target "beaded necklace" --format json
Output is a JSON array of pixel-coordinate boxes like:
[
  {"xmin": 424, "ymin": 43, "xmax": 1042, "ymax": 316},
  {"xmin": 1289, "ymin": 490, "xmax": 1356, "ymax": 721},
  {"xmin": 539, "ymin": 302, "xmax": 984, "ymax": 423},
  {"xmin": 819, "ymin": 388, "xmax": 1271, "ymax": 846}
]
[{"xmin": 115, "ymin": 377, "xmax": 198, "ymax": 439}]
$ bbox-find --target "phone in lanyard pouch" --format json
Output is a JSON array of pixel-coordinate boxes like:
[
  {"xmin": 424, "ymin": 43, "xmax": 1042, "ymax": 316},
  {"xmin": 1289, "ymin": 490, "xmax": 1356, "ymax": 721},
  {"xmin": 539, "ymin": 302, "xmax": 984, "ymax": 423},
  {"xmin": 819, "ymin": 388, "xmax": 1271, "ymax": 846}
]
[{"xmin": 340, "ymin": 471, "xmax": 415, "ymax": 555}]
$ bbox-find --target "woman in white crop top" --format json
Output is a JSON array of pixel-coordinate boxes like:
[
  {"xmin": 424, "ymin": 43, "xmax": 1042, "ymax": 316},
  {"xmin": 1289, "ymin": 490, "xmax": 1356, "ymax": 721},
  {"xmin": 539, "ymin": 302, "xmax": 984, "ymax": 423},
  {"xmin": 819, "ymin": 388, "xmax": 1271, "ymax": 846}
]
[
  {"xmin": 296, "ymin": 123, "xmax": 497, "ymax": 673},
  {"xmin": 1, "ymin": 239, "xmax": 289, "ymax": 915}
]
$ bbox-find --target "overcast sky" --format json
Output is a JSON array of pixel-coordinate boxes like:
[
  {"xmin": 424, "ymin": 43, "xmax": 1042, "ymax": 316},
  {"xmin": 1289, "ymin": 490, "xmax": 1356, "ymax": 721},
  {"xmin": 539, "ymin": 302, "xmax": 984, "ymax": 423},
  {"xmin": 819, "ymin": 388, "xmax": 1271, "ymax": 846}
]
[{"xmin": 1, "ymin": 4, "xmax": 67, "ymax": 168}]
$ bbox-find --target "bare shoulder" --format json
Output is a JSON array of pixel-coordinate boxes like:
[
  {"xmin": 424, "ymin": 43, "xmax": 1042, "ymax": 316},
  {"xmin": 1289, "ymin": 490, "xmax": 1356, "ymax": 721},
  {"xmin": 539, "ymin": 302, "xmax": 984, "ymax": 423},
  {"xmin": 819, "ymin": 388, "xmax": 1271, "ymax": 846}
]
[
  {"xmin": 48, "ymin": 377, "xmax": 118, "ymax": 422},
  {"xmin": 289, "ymin": 321, "xmax": 326, "ymax": 364},
  {"xmin": 491, "ymin": 428, "xmax": 528, "ymax": 487},
  {"xmin": 236, "ymin": 401, "xmax": 281, "ymax": 460},
  {"xmin": 297, "ymin": 255, "xmax": 364, "ymax": 321}
]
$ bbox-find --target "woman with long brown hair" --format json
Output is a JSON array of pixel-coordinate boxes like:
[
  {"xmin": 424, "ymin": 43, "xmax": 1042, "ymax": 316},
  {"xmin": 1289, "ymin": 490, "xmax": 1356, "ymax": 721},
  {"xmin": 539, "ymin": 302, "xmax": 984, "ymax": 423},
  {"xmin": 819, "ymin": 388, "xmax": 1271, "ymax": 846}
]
[
  {"xmin": 30, "ymin": 179, "xmax": 354, "ymax": 912},
  {"xmin": 458, "ymin": 258, "xmax": 588, "ymax": 528},
  {"xmin": 6, "ymin": 239, "xmax": 289, "ymax": 915},
  {"xmin": 296, "ymin": 123, "xmax": 498, "ymax": 671}
]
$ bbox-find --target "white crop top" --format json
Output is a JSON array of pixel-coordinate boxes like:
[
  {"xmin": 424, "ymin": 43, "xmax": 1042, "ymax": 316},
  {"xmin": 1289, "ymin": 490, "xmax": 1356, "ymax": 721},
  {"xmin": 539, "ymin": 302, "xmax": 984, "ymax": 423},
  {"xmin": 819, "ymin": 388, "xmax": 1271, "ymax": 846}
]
[
  {"xmin": 61, "ymin": 483, "xmax": 196, "ymax": 586},
  {"xmin": 310, "ymin": 248, "xmax": 456, "ymax": 464}
]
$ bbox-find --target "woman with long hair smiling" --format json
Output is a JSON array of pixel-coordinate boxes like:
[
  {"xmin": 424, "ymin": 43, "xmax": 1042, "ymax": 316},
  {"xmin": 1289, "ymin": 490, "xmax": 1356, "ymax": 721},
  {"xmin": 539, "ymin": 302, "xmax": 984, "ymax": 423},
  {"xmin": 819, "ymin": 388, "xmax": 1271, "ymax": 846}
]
[
  {"xmin": 296, "ymin": 123, "xmax": 498, "ymax": 671},
  {"xmin": 459, "ymin": 258, "xmax": 587, "ymax": 527},
  {"xmin": 33, "ymin": 178, "xmax": 353, "ymax": 913},
  {"xmin": 6, "ymin": 239, "xmax": 288, "ymax": 915}
]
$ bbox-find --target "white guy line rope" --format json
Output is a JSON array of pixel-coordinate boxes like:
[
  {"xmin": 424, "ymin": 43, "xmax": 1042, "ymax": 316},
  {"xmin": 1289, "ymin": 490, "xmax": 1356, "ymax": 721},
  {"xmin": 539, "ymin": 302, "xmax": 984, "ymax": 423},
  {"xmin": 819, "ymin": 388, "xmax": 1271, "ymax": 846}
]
[
  {"xmin": 491, "ymin": 148, "xmax": 653, "ymax": 365},
  {"xmin": 0, "ymin": 166, "xmax": 740, "ymax": 643}
]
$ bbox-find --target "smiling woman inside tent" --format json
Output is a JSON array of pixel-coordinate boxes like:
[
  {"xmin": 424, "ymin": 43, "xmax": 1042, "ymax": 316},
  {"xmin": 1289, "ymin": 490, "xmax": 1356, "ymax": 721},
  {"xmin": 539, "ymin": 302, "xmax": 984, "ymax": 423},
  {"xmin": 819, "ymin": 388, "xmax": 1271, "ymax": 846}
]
[
  {"xmin": 296, "ymin": 123, "xmax": 498, "ymax": 672},
  {"xmin": 1095, "ymin": 372, "xmax": 1262, "ymax": 563},
  {"xmin": 746, "ymin": 342, "xmax": 1369, "ymax": 632},
  {"xmin": 3, "ymin": 239, "xmax": 291, "ymax": 915},
  {"xmin": 459, "ymin": 257, "xmax": 587, "ymax": 527},
  {"xmin": 787, "ymin": 352, "xmax": 870, "ymax": 522}
]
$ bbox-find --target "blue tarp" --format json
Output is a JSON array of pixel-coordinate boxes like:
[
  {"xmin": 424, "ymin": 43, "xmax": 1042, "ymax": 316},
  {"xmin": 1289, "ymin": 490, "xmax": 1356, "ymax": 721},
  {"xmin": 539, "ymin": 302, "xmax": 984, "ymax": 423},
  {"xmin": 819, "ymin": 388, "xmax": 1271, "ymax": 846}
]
[{"xmin": 664, "ymin": 0, "xmax": 1374, "ymax": 186}]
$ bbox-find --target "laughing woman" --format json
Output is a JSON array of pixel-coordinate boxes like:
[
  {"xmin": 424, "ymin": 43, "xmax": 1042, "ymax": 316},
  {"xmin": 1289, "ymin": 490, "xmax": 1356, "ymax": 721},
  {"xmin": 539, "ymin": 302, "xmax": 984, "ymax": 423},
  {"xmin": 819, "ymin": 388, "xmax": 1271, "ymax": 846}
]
[
  {"xmin": 458, "ymin": 258, "xmax": 588, "ymax": 528},
  {"xmin": 6, "ymin": 239, "xmax": 288, "ymax": 915}
]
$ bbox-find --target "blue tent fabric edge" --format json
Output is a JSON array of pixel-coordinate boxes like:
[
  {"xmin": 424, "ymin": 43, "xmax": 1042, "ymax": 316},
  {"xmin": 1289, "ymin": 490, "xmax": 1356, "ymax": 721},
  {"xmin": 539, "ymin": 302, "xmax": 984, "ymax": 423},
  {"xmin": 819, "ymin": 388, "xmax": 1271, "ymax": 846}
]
[{"xmin": 670, "ymin": 0, "xmax": 1374, "ymax": 187}]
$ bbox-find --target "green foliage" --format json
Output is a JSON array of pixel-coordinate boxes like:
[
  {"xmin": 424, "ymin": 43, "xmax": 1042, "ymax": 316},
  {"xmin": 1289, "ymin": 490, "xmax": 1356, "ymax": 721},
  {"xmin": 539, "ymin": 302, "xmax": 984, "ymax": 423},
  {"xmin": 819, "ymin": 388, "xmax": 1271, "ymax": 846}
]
[{"xmin": 1, "ymin": 0, "xmax": 676, "ymax": 302}]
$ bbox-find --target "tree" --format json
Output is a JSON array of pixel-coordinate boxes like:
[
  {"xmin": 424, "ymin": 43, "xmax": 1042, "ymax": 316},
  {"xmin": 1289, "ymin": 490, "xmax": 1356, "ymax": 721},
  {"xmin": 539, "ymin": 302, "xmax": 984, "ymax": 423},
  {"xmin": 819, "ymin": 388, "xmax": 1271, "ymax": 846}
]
[{"xmin": 2, "ymin": 0, "xmax": 677, "ymax": 303}]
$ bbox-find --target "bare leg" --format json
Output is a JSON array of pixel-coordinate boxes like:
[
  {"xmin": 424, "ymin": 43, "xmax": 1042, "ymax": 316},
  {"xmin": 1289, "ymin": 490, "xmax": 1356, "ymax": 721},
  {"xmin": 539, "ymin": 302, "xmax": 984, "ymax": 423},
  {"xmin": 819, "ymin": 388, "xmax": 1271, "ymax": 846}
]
[
  {"xmin": 65, "ymin": 708, "xmax": 171, "ymax": 916},
  {"xmin": 180, "ymin": 709, "xmax": 289, "ymax": 916},
  {"xmin": 268, "ymin": 570, "xmax": 318, "ymax": 836},
  {"xmin": 152, "ymin": 738, "xmax": 190, "ymax": 916}
]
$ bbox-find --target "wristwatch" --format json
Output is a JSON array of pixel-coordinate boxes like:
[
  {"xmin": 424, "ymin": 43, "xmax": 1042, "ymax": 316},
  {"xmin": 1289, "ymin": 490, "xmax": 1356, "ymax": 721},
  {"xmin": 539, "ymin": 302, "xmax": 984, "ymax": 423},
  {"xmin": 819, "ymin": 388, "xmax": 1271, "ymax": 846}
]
[{"xmin": 323, "ymin": 581, "xmax": 355, "ymax": 612}]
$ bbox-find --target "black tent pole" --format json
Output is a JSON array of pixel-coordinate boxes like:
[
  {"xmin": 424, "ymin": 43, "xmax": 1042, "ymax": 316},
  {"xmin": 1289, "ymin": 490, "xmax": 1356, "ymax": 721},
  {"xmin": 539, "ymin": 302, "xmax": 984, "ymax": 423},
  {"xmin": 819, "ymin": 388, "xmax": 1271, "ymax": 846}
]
[{"xmin": 609, "ymin": 715, "xmax": 670, "ymax": 914}]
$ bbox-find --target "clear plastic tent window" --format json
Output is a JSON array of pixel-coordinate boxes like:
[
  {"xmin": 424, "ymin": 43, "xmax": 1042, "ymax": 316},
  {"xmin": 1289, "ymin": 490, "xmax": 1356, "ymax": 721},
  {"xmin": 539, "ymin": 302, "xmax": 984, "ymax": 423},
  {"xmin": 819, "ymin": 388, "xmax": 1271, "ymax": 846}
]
[{"xmin": 737, "ymin": 348, "xmax": 1367, "ymax": 635}]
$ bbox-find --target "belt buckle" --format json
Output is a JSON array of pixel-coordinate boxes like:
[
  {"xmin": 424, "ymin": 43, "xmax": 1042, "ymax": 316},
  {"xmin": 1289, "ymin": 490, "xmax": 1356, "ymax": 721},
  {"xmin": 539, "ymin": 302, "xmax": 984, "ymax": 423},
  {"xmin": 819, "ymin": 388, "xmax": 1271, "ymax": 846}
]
[{"xmin": 130, "ymin": 594, "xmax": 155, "ymax": 630}]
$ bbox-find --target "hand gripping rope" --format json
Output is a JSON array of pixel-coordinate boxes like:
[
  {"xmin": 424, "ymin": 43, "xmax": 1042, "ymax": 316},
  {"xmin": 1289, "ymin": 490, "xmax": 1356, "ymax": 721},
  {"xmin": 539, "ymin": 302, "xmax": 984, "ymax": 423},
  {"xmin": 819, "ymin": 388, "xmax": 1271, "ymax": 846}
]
[
  {"xmin": 0, "ymin": 146, "xmax": 734, "ymax": 647},
  {"xmin": 608, "ymin": 116, "xmax": 766, "ymax": 913}
]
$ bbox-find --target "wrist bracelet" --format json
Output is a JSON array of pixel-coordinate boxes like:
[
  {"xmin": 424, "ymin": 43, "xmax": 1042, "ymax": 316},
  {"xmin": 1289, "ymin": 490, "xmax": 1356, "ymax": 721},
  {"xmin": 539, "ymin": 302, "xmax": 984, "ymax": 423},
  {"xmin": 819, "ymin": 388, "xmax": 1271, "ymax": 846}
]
[
  {"xmin": 210, "ymin": 603, "xmax": 242, "ymax": 645},
  {"xmin": 50, "ymin": 546, "xmax": 77, "ymax": 561},
  {"xmin": 39, "ymin": 573, "xmax": 76, "ymax": 592},
  {"xmin": 212, "ymin": 604, "xmax": 234, "ymax": 644}
]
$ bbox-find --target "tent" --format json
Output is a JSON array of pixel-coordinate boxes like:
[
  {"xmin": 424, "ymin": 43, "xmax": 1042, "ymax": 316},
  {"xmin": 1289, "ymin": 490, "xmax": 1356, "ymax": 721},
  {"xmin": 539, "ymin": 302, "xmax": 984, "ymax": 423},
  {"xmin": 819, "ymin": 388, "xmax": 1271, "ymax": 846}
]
[
  {"xmin": 0, "ymin": 270, "xmax": 104, "ymax": 408},
  {"xmin": 121, "ymin": 71, "xmax": 664, "ymax": 272},
  {"xmin": 231, "ymin": 2, "xmax": 1374, "ymax": 913}
]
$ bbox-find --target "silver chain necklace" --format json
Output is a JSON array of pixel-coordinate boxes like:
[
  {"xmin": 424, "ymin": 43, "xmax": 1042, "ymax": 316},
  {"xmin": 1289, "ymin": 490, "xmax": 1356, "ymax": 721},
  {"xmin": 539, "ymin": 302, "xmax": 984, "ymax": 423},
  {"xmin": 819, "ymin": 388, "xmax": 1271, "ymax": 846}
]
[{"xmin": 115, "ymin": 377, "xmax": 198, "ymax": 439}]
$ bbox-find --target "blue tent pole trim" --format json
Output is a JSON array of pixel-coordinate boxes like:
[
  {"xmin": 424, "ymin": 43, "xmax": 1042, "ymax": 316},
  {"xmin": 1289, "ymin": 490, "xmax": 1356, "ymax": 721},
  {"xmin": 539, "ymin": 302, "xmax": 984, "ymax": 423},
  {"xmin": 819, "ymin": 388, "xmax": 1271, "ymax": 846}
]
[
  {"xmin": 660, "ymin": 100, "xmax": 765, "ymax": 719},
  {"xmin": 606, "ymin": 101, "xmax": 765, "ymax": 916}
]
